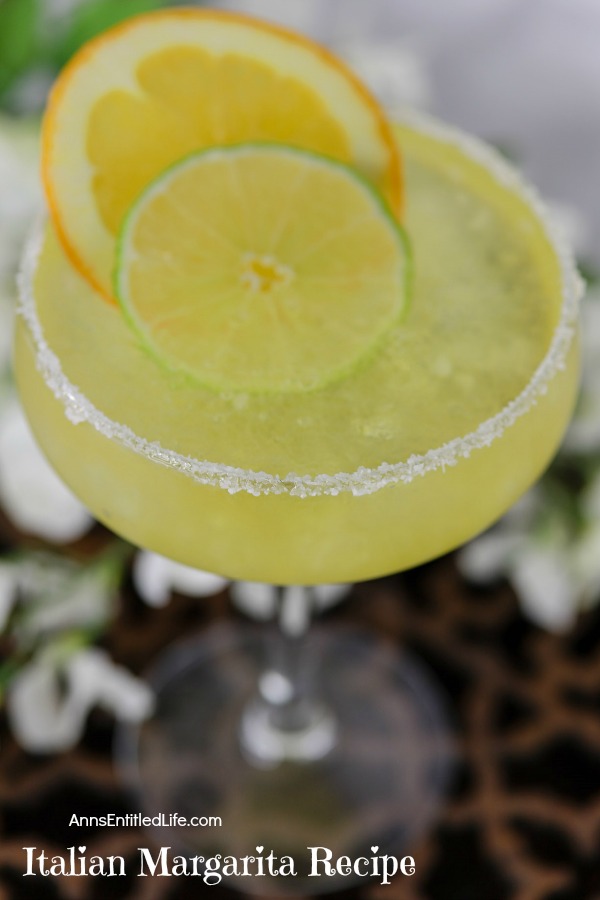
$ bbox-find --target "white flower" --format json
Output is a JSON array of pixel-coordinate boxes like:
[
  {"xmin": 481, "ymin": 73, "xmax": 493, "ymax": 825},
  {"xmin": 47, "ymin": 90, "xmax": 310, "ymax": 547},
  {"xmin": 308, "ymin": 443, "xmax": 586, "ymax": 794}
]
[
  {"xmin": 458, "ymin": 489, "xmax": 581, "ymax": 631},
  {"xmin": 0, "ymin": 552, "xmax": 116, "ymax": 638},
  {"xmin": 18, "ymin": 557, "xmax": 115, "ymax": 638},
  {"xmin": 133, "ymin": 551, "xmax": 228, "ymax": 607},
  {"xmin": 548, "ymin": 200, "xmax": 589, "ymax": 260},
  {"xmin": 0, "ymin": 397, "xmax": 93, "ymax": 542},
  {"xmin": 309, "ymin": 583, "xmax": 351, "ymax": 610},
  {"xmin": 229, "ymin": 580, "xmax": 277, "ymax": 620},
  {"xmin": 461, "ymin": 514, "xmax": 600, "ymax": 631},
  {"xmin": 460, "ymin": 507, "xmax": 600, "ymax": 631},
  {"xmin": 6, "ymin": 646, "xmax": 154, "ymax": 754},
  {"xmin": 230, "ymin": 581, "xmax": 351, "ymax": 626},
  {"xmin": 511, "ymin": 544, "xmax": 578, "ymax": 632},
  {"xmin": 457, "ymin": 490, "xmax": 541, "ymax": 583},
  {"xmin": 503, "ymin": 488, "xmax": 544, "ymax": 528},
  {"xmin": 133, "ymin": 552, "xmax": 352, "ymax": 622},
  {"xmin": 564, "ymin": 288, "xmax": 600, "ymax": 453},
  {"xmin": 458, "ymin": 531, "xmax": 523, "ymax": 584}
]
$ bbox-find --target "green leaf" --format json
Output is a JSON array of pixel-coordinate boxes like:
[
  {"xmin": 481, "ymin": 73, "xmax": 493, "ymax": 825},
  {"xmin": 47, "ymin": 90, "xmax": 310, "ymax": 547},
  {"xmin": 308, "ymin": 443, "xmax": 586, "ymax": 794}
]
[
  {"xmin": 490, "ymin": 141, "xmax": 520, "ymax": 164},
  {"xmin": 0, "ymin": 0, "xmax": 41, "ymax": 96},
  {"xmin": 55, "ymin": 0, "xmax": 165, "ymax": 67},
  {"xmin": 578, "ymin": 260, "xmax": 600, "ymax": 289}
]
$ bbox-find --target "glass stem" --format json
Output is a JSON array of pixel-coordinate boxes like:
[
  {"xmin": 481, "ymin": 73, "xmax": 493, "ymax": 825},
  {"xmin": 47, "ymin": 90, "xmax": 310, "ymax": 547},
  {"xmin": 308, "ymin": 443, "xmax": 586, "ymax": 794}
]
[{"xmin": 239, "ymin": 586, "xmax": 337, "ymax": 768}]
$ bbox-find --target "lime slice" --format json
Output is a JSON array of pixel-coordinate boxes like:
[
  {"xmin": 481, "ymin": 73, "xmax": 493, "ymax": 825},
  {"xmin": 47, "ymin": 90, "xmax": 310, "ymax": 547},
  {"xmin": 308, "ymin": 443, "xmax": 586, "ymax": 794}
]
[{"xmin": 115, "ymin": 143, "xmax": 411, "ymax": 394}]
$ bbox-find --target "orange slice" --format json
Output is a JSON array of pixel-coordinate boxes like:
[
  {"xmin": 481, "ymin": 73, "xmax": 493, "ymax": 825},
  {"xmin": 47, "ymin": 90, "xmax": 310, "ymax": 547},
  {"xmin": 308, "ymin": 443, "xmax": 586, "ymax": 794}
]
[{"xmin": 41, "ymin": 7, "xmax": 403, "ymax": 301}]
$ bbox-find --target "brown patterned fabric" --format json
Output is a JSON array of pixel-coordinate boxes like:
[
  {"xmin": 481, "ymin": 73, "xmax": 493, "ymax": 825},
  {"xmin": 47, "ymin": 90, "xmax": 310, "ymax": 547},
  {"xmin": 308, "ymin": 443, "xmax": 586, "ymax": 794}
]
[{"xmin": 1, "ymin": 553, "xmax": 600, "ymax": 899}]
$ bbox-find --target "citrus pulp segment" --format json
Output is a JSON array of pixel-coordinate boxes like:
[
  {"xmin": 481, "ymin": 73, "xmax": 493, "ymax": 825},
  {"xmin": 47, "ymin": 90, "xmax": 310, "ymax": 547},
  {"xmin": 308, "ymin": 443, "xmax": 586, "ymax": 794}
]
[
  {"xmin": 41, "ymin": 7, "xmax": 402, "ymax": 300},
  {"xmin": 115, "ymin": 144, "xmax": 410, "ymax": 394}
]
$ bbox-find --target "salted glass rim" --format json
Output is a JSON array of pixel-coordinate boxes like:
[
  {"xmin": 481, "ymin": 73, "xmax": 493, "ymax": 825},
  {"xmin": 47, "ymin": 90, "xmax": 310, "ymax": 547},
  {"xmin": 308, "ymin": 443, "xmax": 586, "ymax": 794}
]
[{"xmin": 17, "ymin": 110, "xmax": 584, "ymax": 499}]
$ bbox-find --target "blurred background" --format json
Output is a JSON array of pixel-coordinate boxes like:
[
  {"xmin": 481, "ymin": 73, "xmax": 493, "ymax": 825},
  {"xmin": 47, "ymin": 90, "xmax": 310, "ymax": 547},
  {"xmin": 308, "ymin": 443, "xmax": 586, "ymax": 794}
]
[{"xmin": 1, "ymin": 1, "xmax": 600, "ymax": 898}]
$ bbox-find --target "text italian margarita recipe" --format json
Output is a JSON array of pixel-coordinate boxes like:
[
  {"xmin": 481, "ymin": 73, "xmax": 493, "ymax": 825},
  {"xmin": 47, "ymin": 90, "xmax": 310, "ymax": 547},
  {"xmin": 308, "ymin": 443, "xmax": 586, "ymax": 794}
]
[{"xmin": 23, "ymin": 845, "xmax": 416, "ymax": 885}]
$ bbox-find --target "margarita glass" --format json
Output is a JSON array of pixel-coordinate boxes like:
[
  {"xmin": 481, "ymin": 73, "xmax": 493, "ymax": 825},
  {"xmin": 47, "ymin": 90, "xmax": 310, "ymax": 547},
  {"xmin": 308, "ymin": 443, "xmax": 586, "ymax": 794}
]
[
  {"xmin": 14, "ymin": 105, "xmax": 582, "ymax": 889},
  {"xmin": 16, "ymin": 117, "xmax": 581, "ymax": 583},
  {"xmin": 12, "ymin": 0, "xmax": 585, "ymax": 878}
]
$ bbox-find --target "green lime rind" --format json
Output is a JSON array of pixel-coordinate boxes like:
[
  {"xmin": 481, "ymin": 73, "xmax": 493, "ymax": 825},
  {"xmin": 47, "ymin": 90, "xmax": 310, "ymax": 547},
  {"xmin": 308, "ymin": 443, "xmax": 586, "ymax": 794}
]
[{"xmin": 114, "ymin": 141, "xmax": 412, "ymax": 395}]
